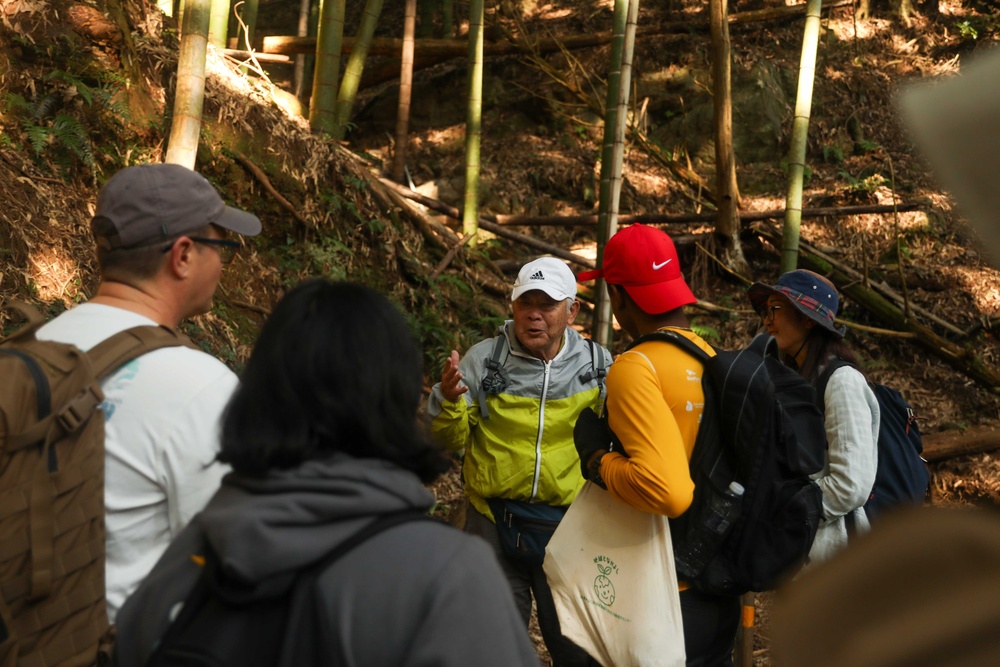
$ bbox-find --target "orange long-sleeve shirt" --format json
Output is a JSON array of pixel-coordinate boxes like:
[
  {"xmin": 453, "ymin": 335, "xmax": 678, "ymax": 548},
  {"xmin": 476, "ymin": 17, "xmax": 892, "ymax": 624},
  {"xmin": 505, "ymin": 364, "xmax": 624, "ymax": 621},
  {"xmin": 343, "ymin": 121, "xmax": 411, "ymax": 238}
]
[{"xmin": 600, "ymin": 327, "xmax": 713, "ymax": 518}]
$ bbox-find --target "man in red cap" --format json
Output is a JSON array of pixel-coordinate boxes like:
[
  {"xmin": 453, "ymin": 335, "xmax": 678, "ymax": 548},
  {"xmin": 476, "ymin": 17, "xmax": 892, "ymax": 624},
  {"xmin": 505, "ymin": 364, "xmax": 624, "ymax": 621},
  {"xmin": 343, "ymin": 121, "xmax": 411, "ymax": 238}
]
[{"xmin": 576, "ymin": 224, "xmax": 740, "ymax": 666}]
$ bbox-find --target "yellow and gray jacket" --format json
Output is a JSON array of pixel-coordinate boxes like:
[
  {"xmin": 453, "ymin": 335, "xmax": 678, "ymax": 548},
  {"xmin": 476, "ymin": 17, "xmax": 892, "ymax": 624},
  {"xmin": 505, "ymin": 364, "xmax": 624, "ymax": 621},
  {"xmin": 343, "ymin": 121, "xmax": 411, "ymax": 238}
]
[{"xmin": 427, "ymin": 321, "xmax": 611, "ymax": 522}]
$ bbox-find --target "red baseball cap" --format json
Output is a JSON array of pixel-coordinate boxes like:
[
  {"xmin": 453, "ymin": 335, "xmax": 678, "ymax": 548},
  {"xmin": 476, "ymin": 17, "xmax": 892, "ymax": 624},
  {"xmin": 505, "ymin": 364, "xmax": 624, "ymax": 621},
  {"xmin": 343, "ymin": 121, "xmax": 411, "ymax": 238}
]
[{"xmin": 578, "ymin": 224, "xmax": 696, "ymax": 314}]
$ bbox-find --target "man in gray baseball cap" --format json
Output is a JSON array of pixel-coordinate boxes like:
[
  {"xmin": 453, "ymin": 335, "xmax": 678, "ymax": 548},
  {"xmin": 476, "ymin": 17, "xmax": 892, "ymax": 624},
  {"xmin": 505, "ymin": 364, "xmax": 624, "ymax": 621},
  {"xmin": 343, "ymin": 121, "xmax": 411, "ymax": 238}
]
[{"xmin": 36, "ymin": 163, "xmax": 261, "ymax": 622}]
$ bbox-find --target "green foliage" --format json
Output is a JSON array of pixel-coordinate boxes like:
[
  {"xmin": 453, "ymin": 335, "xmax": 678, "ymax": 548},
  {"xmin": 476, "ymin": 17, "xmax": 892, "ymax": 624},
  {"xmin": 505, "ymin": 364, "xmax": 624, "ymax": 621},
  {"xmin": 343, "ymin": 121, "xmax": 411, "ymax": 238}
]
[
  {"xmin": 0, "ymin": 64, "xmax": 130, "ymax": 176},
  {"xmin": 854, "ymin": 138, "xmax": 880, "ymax": 154},
  {"xmin": 822, "ymin": 144, "xmax": 844, "ymax": 164},
  {"xmin": 956, "ymin": 20, "xmax": 979, "ymax": 40},
  {"xmin": 691, "ymin": 321, "xmax": 719, "ymax": 342},
  {"xmin": 321, "ymin": 189, "xmax": 363, "ymax": 224},
  {"xmin": 837, "ymin": 168, "xmax": 884, "ymax": 194},
  {"xmin": 305, "ymin": 235, "xmax": 355, "ymax": 280}
]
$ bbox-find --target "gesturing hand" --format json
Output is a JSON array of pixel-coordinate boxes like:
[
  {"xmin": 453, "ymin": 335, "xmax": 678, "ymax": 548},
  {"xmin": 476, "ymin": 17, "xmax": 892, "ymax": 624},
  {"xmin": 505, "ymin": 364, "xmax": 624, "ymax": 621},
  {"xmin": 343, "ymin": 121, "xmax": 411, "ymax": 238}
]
[{"xmin": 440, "ymin": 350, "xmax": 469, "ymax": 403}]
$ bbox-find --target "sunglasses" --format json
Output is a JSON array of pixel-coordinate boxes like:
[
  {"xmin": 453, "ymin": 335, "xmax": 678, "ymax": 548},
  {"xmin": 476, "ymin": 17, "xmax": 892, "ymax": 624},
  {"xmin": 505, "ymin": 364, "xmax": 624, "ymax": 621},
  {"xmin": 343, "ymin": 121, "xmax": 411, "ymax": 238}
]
[{"xmin": 163, "ymin": 236, "xmax": 241, "ymax": 265}]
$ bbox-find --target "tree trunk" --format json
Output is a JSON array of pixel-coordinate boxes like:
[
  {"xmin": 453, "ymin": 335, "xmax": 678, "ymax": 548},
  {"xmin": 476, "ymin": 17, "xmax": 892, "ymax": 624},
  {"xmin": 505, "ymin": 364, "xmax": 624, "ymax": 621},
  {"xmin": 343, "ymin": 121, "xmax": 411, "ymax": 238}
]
[
  {"xmin": 309, "ymin": 0, "xmax": 345, "ymax": 134},
  {"xmin": 710, "ymin": 0, "xmax": 748, "ymax": 273},
  {"xmin": 418, "ymin": 0, "xmax": 436, "ymax": 39},
  {"xmin": 592, "ymin": 0, "xmax": 630, "ymax": 346},
  {"xmin": 262, "ymin": 1, "xmax": 856, "ymax": 56},
  {"xmin": 442, "ymin": 0, "xmax": 454, "ymax": 38},
  {"xmin": 391, "ymin": 0, "xmax": 416, "ymax": 183},
  {"xmin": 462, "ymin": 0, "xmax": 485, "ymax": 239},
  {"xmin": 333, "ymin": 0, "xmax": 384, "ymax": 141},
  {"xmin": 207, "ymin": 0, "xmax": 229, "ymax": 48},
  {"xmin": 293, "ymin": 0, "xmax": 311, "ymax": 103},
  {"xmin": 781, "ymin": 0, "xmax": 823, "ymax": 272},
  {"xmin": 165, "ymin": 0, "xmax": 210, "ymax": 168}
]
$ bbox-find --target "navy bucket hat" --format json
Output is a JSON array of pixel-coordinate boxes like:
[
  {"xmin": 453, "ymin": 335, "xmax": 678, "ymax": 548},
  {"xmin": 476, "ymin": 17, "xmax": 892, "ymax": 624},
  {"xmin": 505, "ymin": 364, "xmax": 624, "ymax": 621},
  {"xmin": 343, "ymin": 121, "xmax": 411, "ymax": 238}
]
[{"xmin": 747, "ymin": 269, "xmax": 846, "ymax": 338}]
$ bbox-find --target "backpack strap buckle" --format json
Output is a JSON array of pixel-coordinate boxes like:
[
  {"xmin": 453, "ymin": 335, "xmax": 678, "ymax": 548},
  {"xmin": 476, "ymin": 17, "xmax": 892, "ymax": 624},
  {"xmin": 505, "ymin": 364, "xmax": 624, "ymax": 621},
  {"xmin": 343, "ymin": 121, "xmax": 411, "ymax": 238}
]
[{"xmin": 57, "ymin": 384, "xmax": 104, "ymax": 433}]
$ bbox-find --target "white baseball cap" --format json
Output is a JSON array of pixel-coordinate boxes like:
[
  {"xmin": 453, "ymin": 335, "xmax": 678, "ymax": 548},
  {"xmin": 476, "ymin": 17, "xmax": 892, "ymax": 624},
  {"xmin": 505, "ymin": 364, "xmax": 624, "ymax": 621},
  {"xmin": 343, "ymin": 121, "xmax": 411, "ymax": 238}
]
[{"xmin": 511, "ymin": 257, "xmax": 578, "ymax": 302}]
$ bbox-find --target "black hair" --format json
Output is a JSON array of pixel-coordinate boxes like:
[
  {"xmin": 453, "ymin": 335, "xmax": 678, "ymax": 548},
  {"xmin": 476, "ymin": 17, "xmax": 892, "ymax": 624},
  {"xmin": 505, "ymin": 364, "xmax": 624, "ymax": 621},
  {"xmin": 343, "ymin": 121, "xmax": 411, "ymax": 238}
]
[
  {"xmin": 796, "ymin": 328, "xmax": 863, "ymax": 385},
  {"xmin": 219, "ymin": 278, "xmax": 450, "ymax": 482}
]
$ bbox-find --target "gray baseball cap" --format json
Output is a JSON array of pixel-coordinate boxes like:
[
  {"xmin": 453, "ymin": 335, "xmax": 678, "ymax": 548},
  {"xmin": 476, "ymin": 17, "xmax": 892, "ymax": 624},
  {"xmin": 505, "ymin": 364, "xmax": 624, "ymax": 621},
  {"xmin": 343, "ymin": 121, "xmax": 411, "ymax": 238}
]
[{"xmin": 93, "ymin": 163, "xmax": 262, "ymax": 249}]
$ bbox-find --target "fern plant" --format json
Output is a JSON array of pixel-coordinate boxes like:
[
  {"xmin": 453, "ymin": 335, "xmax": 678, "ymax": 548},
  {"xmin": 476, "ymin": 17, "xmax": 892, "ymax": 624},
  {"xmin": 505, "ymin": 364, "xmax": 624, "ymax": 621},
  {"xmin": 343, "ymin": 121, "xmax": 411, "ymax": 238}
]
[{"xmin": 0, "ymin": 68, "xmax": 126, "ymax": 175}]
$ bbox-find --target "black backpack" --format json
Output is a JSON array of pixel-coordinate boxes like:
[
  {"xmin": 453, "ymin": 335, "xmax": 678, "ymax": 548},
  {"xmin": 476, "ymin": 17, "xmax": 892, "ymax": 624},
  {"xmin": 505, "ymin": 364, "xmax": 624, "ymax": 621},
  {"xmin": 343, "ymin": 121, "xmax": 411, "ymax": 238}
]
[
  {"xmin": 627, "ymin": 331, "xmax": 827, "ymax": 595},
  {"xmin": 141, "ymin": 511, "xmax": 436, "ymax": 667},
  {"xmin": 818, "ymin": 360, "xmax": 929, "ymax": 523}
]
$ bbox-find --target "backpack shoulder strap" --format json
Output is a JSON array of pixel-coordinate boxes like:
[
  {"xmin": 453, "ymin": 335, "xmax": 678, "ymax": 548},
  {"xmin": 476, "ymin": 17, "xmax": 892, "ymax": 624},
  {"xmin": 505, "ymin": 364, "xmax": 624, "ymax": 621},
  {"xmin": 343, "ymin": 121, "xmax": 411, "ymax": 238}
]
[
  {"xmin": 86, "ymin": 325, "xmax": 201, "ymax": 381},
  {"xmin": 627, "ymin": 329, "xmax": 712, "ymax": 363},
  {"xmin": 150, "ymin": 512, "xmax": 439, "ymax": 666},
  {"xmin": 816, "ymin": 358, "xmax": 853, "ymax": 413},
  {"xmin": 477, "ymin": 332, "xmax": 509, "ymax": 420},
  {"xmin": 578, "ymin": 338, "xmax": 609, "ymax": 386},
  {"xmin": 305, "ymin": 511, "xmax": 441, "ymax": 579}
]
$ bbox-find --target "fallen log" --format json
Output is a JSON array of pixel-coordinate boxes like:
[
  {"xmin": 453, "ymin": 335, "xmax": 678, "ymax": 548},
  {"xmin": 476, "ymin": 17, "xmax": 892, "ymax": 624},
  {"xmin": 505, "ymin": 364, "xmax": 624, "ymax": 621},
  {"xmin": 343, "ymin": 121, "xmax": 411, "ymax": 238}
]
[
  {"xmin": 923, "ymin": 425, "xmax": 1000, "ymax": 463},
  {"xmin": 487, "ymin": 202, "xmax": 926, "ymax": 227}
]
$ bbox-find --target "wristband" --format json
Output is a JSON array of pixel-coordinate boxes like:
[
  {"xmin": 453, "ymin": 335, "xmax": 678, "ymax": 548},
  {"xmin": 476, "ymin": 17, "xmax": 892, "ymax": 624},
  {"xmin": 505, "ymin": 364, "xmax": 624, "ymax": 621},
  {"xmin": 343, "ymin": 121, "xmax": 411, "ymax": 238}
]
[{"xmin": 587, "ymin": 450, "xmax": 610, "ymax": 490}]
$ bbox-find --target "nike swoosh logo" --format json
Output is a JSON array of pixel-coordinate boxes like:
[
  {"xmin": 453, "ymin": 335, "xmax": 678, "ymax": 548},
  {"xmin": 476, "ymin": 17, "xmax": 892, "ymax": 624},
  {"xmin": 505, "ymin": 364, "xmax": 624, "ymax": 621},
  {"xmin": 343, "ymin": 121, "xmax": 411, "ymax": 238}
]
[{"xmin": 652, "ymin": 259, "xmax": 672, "ymax": 270}]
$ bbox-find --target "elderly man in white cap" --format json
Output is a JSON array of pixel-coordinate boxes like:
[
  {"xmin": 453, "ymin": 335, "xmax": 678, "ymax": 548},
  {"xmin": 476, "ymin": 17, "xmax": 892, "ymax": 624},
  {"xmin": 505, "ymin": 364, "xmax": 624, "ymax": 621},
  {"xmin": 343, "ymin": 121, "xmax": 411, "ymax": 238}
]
[{"xmin": 428, "ymin": 256, "xmax": 610, "ymax": 667}]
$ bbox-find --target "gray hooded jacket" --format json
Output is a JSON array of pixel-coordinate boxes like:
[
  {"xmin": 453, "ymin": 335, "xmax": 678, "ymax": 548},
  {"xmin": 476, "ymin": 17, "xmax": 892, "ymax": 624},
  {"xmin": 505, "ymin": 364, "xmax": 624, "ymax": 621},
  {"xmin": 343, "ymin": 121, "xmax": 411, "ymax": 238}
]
[{"xmin": 114, "ymin": 453, "xmax": 539, "ymax": 667}]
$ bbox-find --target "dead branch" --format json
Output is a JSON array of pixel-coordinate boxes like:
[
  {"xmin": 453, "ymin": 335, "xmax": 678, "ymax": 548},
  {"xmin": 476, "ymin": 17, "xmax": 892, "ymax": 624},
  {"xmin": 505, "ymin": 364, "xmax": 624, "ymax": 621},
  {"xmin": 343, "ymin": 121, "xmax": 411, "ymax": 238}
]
[
  {"xmin": 378, "ymin": 178, "xmax": 597, "ymax": 269},
  {"xmin": 369, "ymin": 178, "xmax": 455, "ymax": 251},
  {"xmin": 923, "ymin": 425, "xmax": 1000, "ymax": 462},
  {"xmin": 232, "ymin": 152, "xmax": 310, "ymax": 227},
  {"xmin": 430, "ymin": 234, "xmax": 471, "ymax": 280}
]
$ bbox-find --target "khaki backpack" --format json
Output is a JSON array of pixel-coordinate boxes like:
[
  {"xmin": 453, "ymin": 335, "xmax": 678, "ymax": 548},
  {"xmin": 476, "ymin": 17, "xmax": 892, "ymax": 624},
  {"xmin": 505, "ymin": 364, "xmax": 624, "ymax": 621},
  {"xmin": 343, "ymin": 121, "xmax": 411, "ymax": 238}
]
[{"xmin": 0, "ymin": 302, "xmax": 199, "ymax": 667}]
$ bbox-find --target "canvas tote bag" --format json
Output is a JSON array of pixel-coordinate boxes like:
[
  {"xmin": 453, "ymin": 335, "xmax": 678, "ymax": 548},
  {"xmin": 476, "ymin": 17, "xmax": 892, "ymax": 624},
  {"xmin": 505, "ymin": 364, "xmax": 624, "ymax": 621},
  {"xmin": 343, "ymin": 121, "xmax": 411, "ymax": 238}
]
[{"xmin": 543, "ymin": 482, "xmax": 686, "ymax": 667}]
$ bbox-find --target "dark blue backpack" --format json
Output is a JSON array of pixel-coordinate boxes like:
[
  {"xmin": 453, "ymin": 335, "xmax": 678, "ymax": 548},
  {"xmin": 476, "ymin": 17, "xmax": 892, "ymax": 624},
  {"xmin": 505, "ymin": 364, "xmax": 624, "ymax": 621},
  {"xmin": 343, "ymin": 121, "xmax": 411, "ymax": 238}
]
[{"xmin": 818, "ymin": 360, "xmax": 930, "ymax": 523}]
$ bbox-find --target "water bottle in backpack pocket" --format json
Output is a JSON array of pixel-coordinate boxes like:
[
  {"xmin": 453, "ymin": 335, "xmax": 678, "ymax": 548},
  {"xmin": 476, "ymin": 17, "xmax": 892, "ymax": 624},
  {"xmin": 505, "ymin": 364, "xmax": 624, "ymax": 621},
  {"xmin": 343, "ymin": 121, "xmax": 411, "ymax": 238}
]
[
  {"xmin": 627, "ymin": 331, "xmax": 827, "ymax": 595},
  {"xmin": 674, "ymin": 480, "xmax": 745, "ymax": 580}
]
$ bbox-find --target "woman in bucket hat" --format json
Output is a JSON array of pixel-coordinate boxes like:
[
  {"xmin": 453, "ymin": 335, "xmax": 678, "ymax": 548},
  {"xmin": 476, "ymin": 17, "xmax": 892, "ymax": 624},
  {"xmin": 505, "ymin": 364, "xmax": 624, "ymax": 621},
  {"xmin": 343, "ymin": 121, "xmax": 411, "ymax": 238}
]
[{"xmin": 747, "ymin": 270, "xmax": 879, "ymax": 565}]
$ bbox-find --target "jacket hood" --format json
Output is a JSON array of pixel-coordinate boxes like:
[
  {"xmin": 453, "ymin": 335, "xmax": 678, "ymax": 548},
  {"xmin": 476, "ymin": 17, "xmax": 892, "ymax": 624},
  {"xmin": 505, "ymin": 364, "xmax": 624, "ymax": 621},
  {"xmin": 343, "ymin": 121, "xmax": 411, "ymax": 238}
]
[{"xmin": 198, "ymin": 453, "xmax": 436, "ymax": 587}]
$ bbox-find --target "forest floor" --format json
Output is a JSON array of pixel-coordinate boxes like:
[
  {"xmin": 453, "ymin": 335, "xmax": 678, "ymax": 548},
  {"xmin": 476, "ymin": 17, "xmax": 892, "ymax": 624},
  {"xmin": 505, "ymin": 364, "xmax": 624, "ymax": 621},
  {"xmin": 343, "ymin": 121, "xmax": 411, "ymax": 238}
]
[
  {"xmin": 2, "ymin": 0, "xmax": 1000, "ymax": 664},
  {"xmin": 340, "ymin": 2, "xmax": 1000, "ymax": 664}
]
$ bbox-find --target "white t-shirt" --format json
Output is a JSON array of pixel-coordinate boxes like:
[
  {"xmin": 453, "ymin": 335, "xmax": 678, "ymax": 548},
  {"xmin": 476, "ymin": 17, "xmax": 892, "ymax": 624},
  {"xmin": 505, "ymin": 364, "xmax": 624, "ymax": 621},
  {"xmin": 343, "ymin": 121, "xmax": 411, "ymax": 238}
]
[{"xmin": 37, "ymin": 303, "xmax": 236, "ymax": 622}]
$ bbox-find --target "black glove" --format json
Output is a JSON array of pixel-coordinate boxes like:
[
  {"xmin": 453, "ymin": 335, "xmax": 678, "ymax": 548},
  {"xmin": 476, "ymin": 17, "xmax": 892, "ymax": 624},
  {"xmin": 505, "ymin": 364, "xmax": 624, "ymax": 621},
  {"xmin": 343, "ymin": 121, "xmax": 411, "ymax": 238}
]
[{"xmin": 574, "ymin": 407, "xmax": 612, "ymax": 484}]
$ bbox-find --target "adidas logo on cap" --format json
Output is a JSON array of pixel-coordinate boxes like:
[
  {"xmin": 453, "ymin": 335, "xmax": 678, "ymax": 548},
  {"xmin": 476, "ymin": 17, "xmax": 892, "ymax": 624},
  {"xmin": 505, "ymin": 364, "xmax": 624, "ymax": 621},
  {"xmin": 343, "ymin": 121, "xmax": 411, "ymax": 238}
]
[{"xmin": 529, "ymin": 271, "xmax": 545, "ymax": 281}]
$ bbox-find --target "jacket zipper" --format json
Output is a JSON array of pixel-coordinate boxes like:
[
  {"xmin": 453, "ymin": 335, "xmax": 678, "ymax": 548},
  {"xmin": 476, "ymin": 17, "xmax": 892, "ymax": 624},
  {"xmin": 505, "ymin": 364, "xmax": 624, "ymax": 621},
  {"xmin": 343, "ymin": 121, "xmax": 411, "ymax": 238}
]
[{"xmin": 530, "ymin": 361, "xmax": 551, "ymax": 501}]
